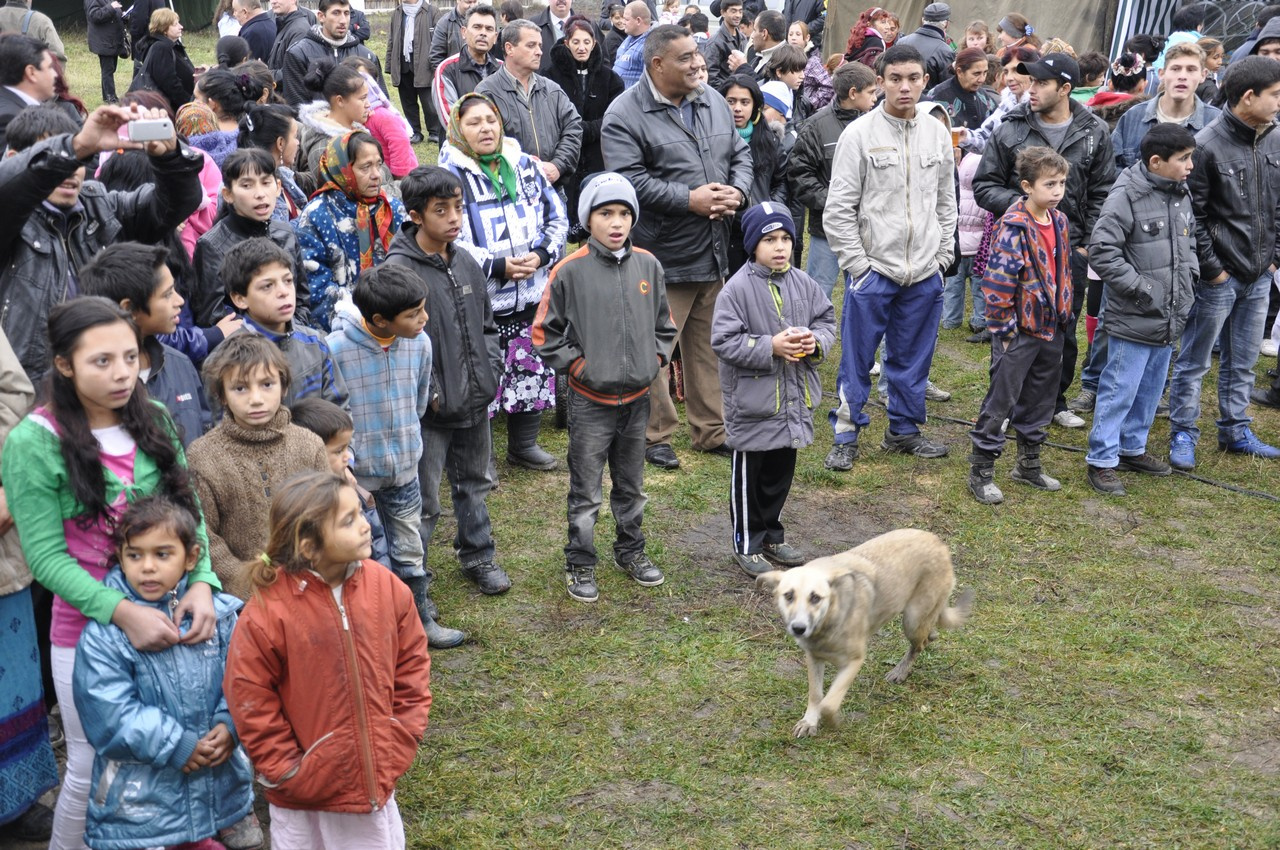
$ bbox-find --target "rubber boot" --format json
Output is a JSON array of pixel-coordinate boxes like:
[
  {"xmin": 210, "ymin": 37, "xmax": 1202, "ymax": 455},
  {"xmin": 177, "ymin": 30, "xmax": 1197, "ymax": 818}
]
[
  {"xmin": 1011, "ymin": 437, "xmax": 1061, "ymax": 491},
  {"xmin": 506, "ymin": 411, "xmax": 558, "ymax": 470},
  {"xmin": 403, "ymin": 574, "xmax": 465, "ymax": 649},
  {"xmin": 967, "ymin": 450, "xmax": 1004, "ymax": 505}
]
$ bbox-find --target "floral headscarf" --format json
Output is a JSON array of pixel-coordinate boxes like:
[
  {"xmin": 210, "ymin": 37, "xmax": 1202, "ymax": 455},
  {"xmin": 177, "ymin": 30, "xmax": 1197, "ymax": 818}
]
[
  {"xmin": 314, "ymin": 130, "xmax": 396, "ymax": 270},
  {"xmin": 175, "ymin": 101, "xmax": 218, "ymax": 138},
  {"xmin": 447, "ymin": 93, "xmax": 519, "ymax": 204}
]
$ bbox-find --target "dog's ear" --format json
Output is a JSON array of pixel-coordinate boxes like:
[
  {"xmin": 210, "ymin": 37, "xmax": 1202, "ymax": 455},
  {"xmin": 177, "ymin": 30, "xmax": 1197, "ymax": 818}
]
[
  {"xmin": 755, "ymin": 571, "xmax": 784, "ymax": 593},
  {"xmin": 830, "ymin": 572, "xmax": 856, "ymax": 596}
]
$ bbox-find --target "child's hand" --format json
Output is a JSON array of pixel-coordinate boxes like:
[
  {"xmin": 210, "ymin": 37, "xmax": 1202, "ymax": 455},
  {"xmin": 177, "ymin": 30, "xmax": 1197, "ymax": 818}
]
[
  {"xmin": 771, "ymin": 329, "xmax": 804, "ymax": 362},
  {"xmin": 795, "ymin": 328, "xmax": 817, "ymax": 355},
  {"xmin": 216, "ymin": 312, "xmax": 244, "ymax": 338},
  {"xmin": 201, "ymin": 723, "xmax": 234, "ymax": 768}
]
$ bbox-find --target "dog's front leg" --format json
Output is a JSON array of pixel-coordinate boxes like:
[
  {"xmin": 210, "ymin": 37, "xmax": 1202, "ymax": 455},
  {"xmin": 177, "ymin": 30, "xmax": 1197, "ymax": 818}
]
[
  {"xmin": 793, "ymin": 659, "xmax": 826, "ymax": 737},
  {"xmin": 817, "ymin": 653, "xmax": 866, "ymax": 728}
]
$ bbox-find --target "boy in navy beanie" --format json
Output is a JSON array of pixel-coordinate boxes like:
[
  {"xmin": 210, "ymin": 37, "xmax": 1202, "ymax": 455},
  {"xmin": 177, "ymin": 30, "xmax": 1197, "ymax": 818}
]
[
  {"xmin": 533, "ymin": 173, "xmax": 678, "ymax": 603},
  {"xmin": 711, "ymin": 202, "xmax": 836, "ymax": 576}
]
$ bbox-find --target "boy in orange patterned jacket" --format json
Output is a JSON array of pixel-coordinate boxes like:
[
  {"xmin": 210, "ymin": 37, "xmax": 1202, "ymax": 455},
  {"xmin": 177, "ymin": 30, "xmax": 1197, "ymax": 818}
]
[{"xmin": 967, "ymin": 146, "xmax": 1074, "ymax": 504}]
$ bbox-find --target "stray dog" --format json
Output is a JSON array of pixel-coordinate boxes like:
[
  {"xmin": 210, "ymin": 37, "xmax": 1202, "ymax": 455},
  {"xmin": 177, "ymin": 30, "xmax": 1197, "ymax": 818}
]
[{"xmin": 757, "ymin": 529, "xmax": 973, "ymax": 737}]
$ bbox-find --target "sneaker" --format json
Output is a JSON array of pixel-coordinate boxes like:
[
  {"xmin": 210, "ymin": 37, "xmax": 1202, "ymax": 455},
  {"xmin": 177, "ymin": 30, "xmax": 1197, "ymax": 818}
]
[
  {"xmin": 1261, "ymin": 338, "xmax": 1279, "ymax": 358},
  {"xmin": 925, "ymin": 381, "xmax": 952, "ymax": 402},
  {"xmin": 1086, "ymin": 465, "xmax": 1127, "ymax": 495},
  {"xmin": 1069, "ymin": 388, "xmax": 1096, "ymax": 413},
  {"xmin": 1219, "ymin": 426, "xmax": 1280, "ymax": 459},
  {"xmin": 733, "ymin": 551, "xmax": 772, "ymax": 577},
  {"xmin": 461, "ymin": 561, "xmax": 512, "ymax": 595},
  {"xmin": 1116, "ymin": 452, "xmax": 1173, "ymax": 476},
  {"xmin": 1250, "ymin": 387, "xmax": 1280, "ymax": 410},
  {"xmin": 881, "ymin": 429, "xmax": 949, "ymax": 458},
  {"xmin": 1169, "ymin": 431, "xmax": 1196, "ymax": 470},
  {"xmin": 824, "ymin": 442, "xmax": 858, "ymax": 470},
  {"xmin": 566, "ymin": 565, "xmax": 598, "ymax": 602},
  {"xmin": 645, "ymin": 443, "xmax": 680, "ymax": 469},
  {"xmin": 869, "ymin": 361, "xmax": 881, "ymax": 376},
  {"xmin": 762, "ymin": 541, "xmax": 805, "ymax": 566},
  {"xmin": 616, "ymin": 553, "xmax": 665, "ymax": 586},
  {"xmin": 876, "ymin": 389, "xmax": 889, "ymax": 404},
  {"xmin": 1053, "ymin": 410, "xmax": 1086, "ymax": 429},
  {"xmin": 966, "ymin": 329, "xmax": 992, "ymax": 344},
  {"xmin": 219, "ymin": 812, "xmax": 265, "ymax": 850}
]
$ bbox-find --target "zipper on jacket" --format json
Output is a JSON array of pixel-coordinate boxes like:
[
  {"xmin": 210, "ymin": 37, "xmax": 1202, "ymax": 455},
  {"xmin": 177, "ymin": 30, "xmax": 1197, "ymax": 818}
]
[
  {"xmin": 445, "ymin": 264, "xmax": 478, "ymax": 406},
  {"xmin": 902, "ymin": 119, "xmax": 914, "ymax": 283},
  {"xmin": 333, "ymin": 592, "xmax": 380, "ymax": 810}
]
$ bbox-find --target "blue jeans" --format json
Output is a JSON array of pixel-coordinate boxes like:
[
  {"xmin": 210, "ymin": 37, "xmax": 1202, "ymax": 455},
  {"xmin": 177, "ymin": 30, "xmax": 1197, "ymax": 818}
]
[
  {"xmin": 372, "ymin": 478, "xmax": 426, "ymax": 579},
  {"xmin": 419, "ymin": 418, "xmax": 496, "ymax": 572},
  {"xmin": 1168, "ymin": 272, "xmax": 1270, "ymax": 444},
  {"xmin": 806, "ymin": 235, "xmax": 842, "ymax": 302},
  {"xmin": 1085, "ymin": 337, "xmax": 1172, "ymax": 467},
  {"xmin": 941, "ymin": 256, "xmax": 976, "ymax": 329},
  {"xmin": 1080, "ymin": 290, "xmax": 1110, "ymax": 394},
  {"xmin": 829, "ymin": 268, "xmax": 944, "ymax": 442},
  {"xmin": 565, "ymin": 392, "xmax": 649, "ymax": 567}
]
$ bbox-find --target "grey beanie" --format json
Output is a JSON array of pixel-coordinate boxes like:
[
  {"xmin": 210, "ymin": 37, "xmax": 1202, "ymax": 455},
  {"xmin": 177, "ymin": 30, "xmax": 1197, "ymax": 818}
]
[{"xmin": 577, "ymin": 172, "xmax": 639, "ymax": 229}]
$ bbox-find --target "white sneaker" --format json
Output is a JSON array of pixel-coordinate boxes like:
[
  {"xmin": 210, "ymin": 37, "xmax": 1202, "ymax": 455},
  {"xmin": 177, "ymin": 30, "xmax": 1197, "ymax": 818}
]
[
  {"xmin": 1053, "ymin": 410, "xmax": 1086, "ymax": 428},
  {"xmin": 1262, "ymin": 338, "xmax": 1279, "ymax": 358},
  {"xmin": 870, "ymin": 361, "xmax": 881, "ymax": 376}
]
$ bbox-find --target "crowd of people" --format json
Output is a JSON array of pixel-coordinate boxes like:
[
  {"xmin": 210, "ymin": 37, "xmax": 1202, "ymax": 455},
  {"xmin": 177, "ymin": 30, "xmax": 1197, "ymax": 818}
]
[{"xmin": 0, "ymin": 0, "xmax": 1277, "ymax": 848}]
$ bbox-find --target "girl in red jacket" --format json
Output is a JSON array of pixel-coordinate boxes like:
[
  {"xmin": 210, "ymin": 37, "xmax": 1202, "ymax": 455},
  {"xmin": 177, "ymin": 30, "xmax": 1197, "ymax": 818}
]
[{"xmin": 223, "ymin": 471, "xmax": 432, "ymax": 849}]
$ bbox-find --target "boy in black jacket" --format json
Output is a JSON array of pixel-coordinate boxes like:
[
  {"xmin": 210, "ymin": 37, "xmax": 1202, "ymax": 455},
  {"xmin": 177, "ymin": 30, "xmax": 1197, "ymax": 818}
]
[{"xmin": 532, "ymin": 173, "xmax": 677, "ymax": 603}]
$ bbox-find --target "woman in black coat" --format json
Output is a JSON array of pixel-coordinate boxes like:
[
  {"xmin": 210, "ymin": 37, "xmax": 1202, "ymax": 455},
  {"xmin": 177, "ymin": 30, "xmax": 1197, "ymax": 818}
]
[
  {"xmin": 85, "ymin": 0, "xmax": 127, "ymax": 104},
  {"xmin": 543, "ymin": 15, "xmax": 624, "ymax": 241},
  {"xmin": 129, "ymin": 8, "xmax": 196, "ymax": 113}
]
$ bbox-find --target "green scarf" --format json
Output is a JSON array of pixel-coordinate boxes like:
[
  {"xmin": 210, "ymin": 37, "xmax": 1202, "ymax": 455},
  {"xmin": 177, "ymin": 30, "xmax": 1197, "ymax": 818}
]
[{"xmin": 448, "ymin": 93, "xmax": 520, "ymax": 203}]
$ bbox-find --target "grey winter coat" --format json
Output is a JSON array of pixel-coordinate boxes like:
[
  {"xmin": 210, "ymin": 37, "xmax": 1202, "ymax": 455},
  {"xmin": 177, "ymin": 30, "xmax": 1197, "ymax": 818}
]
[
  {"xmin": 895, "ymin": 24, "xmax": 954, "ymax": 92},
  {"xmin": 474, "ymin": 68, "xmax": 583, "ymax": 186},
  {"xmin": 0, "ymin": 135, "xmax": 203, "ymax": 380},
  {"xmin": 711, "ymin": 262, "xmax": 835, "ymax": 452},
  {"xmin": 601, "ymin": 74, "xmax": 754, "ymax": 283},
  {"xmin": 384, "ymin": 227, "xmax": 501, "ymax": 429},
  {"xmin": 1090, "ymin": 163, "xmax": 1198, "ymax": 346},
  {"xmin": 267, "ymin": 8, "xmax": 314, "ymax": 75},
  {"xmin": 387, "ymin": 2, "xmax": 438, "ymax": 86},
  {"xmin": 428, "ymin": 6, "xmax": 466, "ymax": 72}
]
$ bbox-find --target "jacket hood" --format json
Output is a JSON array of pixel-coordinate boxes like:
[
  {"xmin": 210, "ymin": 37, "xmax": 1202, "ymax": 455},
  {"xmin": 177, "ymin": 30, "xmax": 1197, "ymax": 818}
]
[
  {"xmin": 550, "ymin": 38, "xmax": 604, "ymax": 74},
  {"xmin": 304, "ymin": 24, "xmax": 360, "ymax": 49},
  {"xmin": 387, "ymin": 224, "xmax": 454, "ymax": 271},
  {"xmin": 998, "ymin": 198, "xmax": 1053, "ymax": 233},
  {"xmin": 298, "ymin": 100, "xmax": 348, "ymax": 135},
  {"xmin": 917, "ymin": 100, "xmax": 952, "ymax": 129},
  {"xmin": 1119, "ymin": 160, "xmax": 1188, "ymax": 199},
  {"xmin": 1251, "ymin": 17, "xmax": 1280, "ymax": 54},
  {"xmin": 439, "ymin": 136, "xmax": 524, "ymax": 176}
]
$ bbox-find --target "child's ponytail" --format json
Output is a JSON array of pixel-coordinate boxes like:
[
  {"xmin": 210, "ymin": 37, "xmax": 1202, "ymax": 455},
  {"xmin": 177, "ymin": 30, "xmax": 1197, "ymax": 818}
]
[{"xmin": 248, "ymin": 471, "xmax": 351, "ymax": 590}]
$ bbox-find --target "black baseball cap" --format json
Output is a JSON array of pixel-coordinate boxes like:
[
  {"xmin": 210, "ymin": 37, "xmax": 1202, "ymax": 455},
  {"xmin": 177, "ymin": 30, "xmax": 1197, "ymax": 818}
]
[{"xmin": 1017, "ymin": 52, "xmax": 1080, "ymax": 87}]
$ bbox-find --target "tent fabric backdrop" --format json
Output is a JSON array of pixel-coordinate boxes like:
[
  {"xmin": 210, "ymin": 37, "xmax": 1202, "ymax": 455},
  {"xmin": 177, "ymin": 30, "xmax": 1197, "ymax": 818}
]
[{"xmin": 824, "ymin": 0, "xmax": 1122, "ymax": 65}]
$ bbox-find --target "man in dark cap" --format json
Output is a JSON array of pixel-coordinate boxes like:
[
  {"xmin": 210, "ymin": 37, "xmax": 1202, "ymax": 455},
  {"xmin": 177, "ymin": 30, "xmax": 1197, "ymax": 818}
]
[{"xmin": 896, "ymin": 2, "xmax": 954, "ymax": 92}]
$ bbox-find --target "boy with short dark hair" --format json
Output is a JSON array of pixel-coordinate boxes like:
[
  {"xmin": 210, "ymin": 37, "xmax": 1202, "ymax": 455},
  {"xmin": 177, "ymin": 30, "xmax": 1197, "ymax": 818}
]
[
  {"xmin": 193, "ymin": 148, "xmax": 306, "ymax": 328},
  {"xmin": 710, "ymin": 202, "xmax": 835, "ymax": 576},
  {"xmin": 1085, "ymin": 124, "xmax": 1198, "ymax": 495},
  {"xmin": 325, "ymin": 264, "xmax": 465, "ymax": 647},
  {"xmin": 532, "ymin": 172, "xmax": 677, "ymax": 603},
  {"xmin": 187, "ymin": 333, "xmax": 330, "ymax": 598},
  {"xmin": 967, "ymin": 146, "xmax": 1073, "ymax": 505},
  {"xmin": 385, "ymin": 165, "xmax": 512, "ymax": 598},
  {"xmin": 222, "ymin": 236, "xmax": 348, "ymax": 409},
  {"xmin": 78, "ymin": 241, "xmax": 211, "ymax": 447}
]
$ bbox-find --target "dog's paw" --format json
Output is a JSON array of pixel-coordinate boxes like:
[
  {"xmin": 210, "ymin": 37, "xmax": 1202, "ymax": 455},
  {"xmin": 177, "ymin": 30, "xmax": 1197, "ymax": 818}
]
[
  {"xmin": 793, "ymin": 717, "xmax": 820, "ymax": 738},
  {"xmin": 884, "ymin": 666, "xmax": 911, "ymax": 684},
  {"xmin": 819, "ymin": 705, "xmax": 844, "ymax": 726}
]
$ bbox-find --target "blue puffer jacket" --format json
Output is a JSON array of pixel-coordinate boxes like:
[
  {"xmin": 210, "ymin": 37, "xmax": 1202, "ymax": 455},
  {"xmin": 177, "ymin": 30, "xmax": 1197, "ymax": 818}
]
[{"xmin": 73, "ymin": 569, "xmax": 252, "ymax": 850}]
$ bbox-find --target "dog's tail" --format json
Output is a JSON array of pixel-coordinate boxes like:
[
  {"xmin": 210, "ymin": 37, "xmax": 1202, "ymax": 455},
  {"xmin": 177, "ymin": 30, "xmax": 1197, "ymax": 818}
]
[{"xmin": 936, "ymin": 587, "xmax": 975, "ymax": 630}]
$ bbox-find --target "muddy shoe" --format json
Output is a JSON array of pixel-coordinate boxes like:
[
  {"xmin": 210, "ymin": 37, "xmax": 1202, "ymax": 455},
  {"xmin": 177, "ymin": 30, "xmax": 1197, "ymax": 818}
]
[
  {"xmin": 615, "ymin": 553, "xmax": 665, "ymax": 586},
  {"xmin": 219, "ymin": 811, "xmax": 264, "ymax": 850},
  {"xmin": 1087, "ymin": 465, "xmax": 1127, "ymax": 495},
  {"xmin": 968, "ymin": 462, "xmax": 1004, "ymax": 505},
  {"xmin": 1116, "ymin": 452, "xmax": 1172, "ymax": 476},
  {"xmin": 566, "ymin": 565, "xmax": 599, "ymax": 602},
  {"xmin": 461, "ymin": 561, "xmax": 512, "ymax": 595},
  {"xmin": 881, "ymin": 429, "xmax": 948, "ymax": 458},
  {"xmin": 762, "ymin": 541, "xmax": 805, "ymax": 566},
  {"xmin": 733, "ymin": 552, "xmax": 771, "ymax": 577},
  {"xmin": 824, "ymin": 442, "xmax": 858, "ymax": 470},
  {"xmin": 424, "ymin": 616, "xmax": 466, "ymax": 648}
]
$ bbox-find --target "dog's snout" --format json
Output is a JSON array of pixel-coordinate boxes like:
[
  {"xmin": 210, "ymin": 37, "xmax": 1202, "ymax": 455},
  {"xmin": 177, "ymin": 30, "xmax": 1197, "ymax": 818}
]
[{"xmin": 790, "ymin": 622, "xmax": 807, "ymax": 636}]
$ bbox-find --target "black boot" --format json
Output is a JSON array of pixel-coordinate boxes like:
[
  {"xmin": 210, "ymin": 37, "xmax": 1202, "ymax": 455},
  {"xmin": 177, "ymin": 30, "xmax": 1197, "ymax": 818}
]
[
  {"xmin": 1011, "ymin": 437, "xmax": 1061, "ymax": 491},
  {"xmin": 967, "ymin": 449, "xmax": 1003, "ymax": 505},
  {"xmin": 506, "ymin": 412, "xmax": 558, "ymax": 470},
  {"xmin": 402, "ymin": 575, "xmax": 465, "ymax": 649}
]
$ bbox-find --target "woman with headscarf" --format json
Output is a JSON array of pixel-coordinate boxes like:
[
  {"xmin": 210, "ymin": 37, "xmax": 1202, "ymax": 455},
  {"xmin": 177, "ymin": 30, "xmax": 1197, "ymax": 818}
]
[
  {"xmin": 295, "ymin": 130, "xmax": 407, "ymax": 331},
  {"xmin": 544, "ymin": 15, "xmax": 624, "ymax": 242},
  {"xmin": 438, "ymin": 93, "xmax": 568, "ymax": 471}
]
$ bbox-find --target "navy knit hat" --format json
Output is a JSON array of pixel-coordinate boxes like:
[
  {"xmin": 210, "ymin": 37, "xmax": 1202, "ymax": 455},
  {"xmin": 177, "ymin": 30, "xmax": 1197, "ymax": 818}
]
[{"xmin": 740, "ymin": 201, "xmax": 796, "ymax": 257}]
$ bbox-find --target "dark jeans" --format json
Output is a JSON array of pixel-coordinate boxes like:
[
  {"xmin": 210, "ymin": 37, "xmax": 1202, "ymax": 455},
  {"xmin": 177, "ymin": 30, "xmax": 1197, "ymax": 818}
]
[
  {"xmin": 99, "ymin": 54, "xmax": 118, "ymax": 103},
  {"xmin": 730, "ymin": 447, "xmax": 796, "ymax": 555},
  {"xmin": 397, "ymin": 65, "xmax": 437, "ymax": 137},
  {"xmin": 970, "ymin": 331, "xmax": 1065, "ymax": 456},
  {"xmin": 565, "ymin": 391, "xmax": 648, "ymax": 567},
  {"xmin": 419, "ymin": 418, "xmax": 496, "ymax": 572},
  {"xmin": 1056, "ymin": 249, "xmax": 1089, "ymax": 413}
]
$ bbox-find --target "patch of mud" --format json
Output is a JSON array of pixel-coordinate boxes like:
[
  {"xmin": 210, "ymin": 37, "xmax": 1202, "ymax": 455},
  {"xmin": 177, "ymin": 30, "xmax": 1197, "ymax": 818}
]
[{"xmin": 566, "ymin": 779, "xmax": 684, "ymax": 810}]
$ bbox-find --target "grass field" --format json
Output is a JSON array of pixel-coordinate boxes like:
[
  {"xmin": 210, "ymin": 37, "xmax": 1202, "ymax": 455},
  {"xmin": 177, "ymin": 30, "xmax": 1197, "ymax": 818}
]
[{"xmin": 47, "ymin": 24, "xmax": 1280, "ymax": 850}]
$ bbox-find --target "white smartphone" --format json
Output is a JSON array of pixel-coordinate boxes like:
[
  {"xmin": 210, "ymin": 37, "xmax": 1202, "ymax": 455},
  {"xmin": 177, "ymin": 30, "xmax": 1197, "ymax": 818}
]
[{"xmin": 126, "ymin": 117, "xmax": 174, "ymax": 142}]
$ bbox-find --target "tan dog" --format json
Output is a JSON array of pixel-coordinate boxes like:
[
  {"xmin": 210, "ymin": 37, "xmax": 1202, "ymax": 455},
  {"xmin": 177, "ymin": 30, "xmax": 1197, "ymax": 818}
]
[{"xmin": 757, "ymin": 529, "xmax": 974, "ymax": 737}]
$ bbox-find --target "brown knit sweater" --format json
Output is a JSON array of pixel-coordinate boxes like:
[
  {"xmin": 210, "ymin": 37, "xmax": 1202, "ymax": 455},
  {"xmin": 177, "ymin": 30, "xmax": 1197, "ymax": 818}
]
[{"xmin": 187, "ymin": 407, "xmax": 329, "ymax": 599}]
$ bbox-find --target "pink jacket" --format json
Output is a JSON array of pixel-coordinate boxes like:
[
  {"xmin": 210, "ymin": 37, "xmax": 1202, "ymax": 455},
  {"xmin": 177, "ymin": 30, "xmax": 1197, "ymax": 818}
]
[
  {"xmin": 181, "ymin": 149, "xmax": 223, "ymax": 259},
  {"xmin": 363, "ymin": 106, "xmax": 418, "ymax": 179},
  {"xmin": 957, "ymin": 152, "xmax": 985, "ymax": 258}
]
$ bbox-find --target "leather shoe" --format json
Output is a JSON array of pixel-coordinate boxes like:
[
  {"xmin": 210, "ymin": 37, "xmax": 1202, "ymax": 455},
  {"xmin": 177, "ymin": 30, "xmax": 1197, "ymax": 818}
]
[
  {"xmin": 409, "ymin": 132, "xmax": 425, "ymax": 144},
  {"xmin": 1251, "ymin": 387, "xmax": 1280, "ymax": 409},
  {"xmin": 645, "ymin": 443, "xmax": 680, "ymax": 469},
  {"xmin": 704, "ymin": 443, "xmax": 733, "ymax": 457},
  {"xmin": 461, "ymin": 561, "xmax": 512, "ymax": 595}
]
